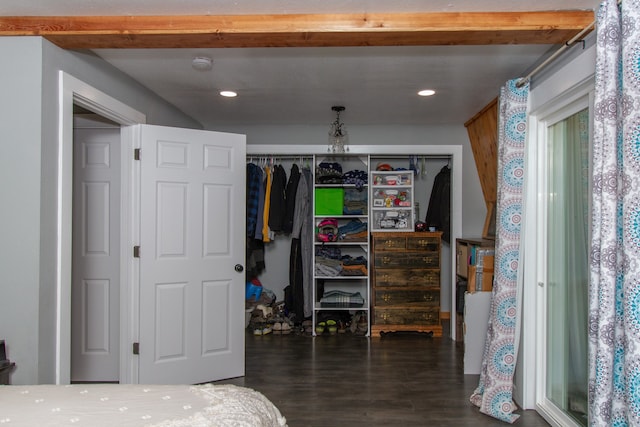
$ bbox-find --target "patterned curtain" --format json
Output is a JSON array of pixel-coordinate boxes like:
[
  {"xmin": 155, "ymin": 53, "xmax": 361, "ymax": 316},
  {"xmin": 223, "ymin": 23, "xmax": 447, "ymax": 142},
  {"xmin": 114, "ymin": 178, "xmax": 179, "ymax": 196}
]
[
  {"xmin": 589, "ymin": 1, "xmax": 640, "ymax": 425},
  {"xmin": 470, "ymin": 79, "xmax": 529, "ymax": 423}
]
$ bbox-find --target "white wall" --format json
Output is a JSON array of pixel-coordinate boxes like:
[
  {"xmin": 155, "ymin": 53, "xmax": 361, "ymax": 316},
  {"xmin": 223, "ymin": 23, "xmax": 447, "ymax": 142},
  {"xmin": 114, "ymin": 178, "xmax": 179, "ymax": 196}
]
[
  {"xmin": 0, "ymin": 36, "xmax": 202, "ymax": 385},
  {"xmin": 0, "ymin": 36, "xmax": 44, "ymax": 386}
]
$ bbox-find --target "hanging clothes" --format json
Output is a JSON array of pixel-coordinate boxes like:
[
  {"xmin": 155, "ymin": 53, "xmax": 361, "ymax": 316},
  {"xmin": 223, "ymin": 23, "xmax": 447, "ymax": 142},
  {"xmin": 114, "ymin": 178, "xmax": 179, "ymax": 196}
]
[
  {"xmin": 246, "ymin": 163, "xmax": 261, "ymax": 238},
  {"xmin": 282, "ymin": 164, "xmax": 301, "ymax": 234},
  {"xmin": 246, "ymin": 163, "xmax": 265, "ymax": 278},
  {"xmin": 268, "ymin": 164, "xmax": 287, "ymax": 232},
  {"xmin": 288, "ymin": 166, "xmax": 313, "ymax": 321},
  {"xmin": 254, "ymin": 165, "xmax": 265, "ymax": 240},
  {"xmin": 262, "ymin": 166, "xmax": 274, "ymax": 242},
  {"xmin": 425, "ymin": 165, "xmax": 451, "ymax": 243}
]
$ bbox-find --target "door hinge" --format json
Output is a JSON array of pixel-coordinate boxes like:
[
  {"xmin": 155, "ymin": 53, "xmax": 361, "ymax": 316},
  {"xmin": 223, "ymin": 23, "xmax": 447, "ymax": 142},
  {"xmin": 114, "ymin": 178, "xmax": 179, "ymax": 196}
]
[
  {"xmin": 133, "ymin": 342, "xmax": 140, "ymax": 355},
  {"xmin": 133, "ymin": 246, "xmax": 140, "ymax": 258},
  {"xmin": 134, "ymin": 148, "xmax": 141, "ymax": 160}
]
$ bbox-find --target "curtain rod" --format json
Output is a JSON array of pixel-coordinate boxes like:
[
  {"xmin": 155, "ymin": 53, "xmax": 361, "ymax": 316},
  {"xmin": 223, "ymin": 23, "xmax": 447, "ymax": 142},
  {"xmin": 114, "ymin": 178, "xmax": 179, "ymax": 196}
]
[{"xmin": 516, "ymin": 19, "xmax": 596, "ymax": 88}]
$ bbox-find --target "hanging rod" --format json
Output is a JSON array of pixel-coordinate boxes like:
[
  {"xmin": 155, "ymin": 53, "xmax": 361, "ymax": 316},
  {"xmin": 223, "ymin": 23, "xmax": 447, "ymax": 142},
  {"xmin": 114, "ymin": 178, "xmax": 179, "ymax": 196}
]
[
  {"xmin": 371, "ymin": 154, "xmax": 452, "ymax": 160},
  {"xmin": 247, "ymin": 154, "xmax": 314, "ymax": 162},
  {"xmin": 516, "ymin": 19, "xmax": 596, "ymax": 88},
  {"xmin": 248, "ymin": 154, "xmax": 450, "ymax": 161}
]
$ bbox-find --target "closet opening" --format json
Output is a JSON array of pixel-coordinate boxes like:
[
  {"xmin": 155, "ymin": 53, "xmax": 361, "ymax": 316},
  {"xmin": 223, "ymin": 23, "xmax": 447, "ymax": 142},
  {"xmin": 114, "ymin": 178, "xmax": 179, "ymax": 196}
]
[{"xmin": 244, "ymin": 149, "xmax": 460, "ymax": 340}]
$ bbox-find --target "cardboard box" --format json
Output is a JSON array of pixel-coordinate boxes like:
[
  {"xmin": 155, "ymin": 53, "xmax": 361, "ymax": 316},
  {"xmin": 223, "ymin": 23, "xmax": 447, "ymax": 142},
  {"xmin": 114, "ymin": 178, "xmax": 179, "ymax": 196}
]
[{"xmin": 456, "ymin": 241, "xmax": 469, "ymax": 278}]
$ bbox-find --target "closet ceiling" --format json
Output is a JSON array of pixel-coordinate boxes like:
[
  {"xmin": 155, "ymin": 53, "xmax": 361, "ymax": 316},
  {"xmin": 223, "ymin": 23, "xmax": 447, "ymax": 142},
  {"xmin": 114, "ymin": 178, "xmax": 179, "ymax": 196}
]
[{"xmin": 0, "ymin": 0, "xmax": 598, "ymax": 128}]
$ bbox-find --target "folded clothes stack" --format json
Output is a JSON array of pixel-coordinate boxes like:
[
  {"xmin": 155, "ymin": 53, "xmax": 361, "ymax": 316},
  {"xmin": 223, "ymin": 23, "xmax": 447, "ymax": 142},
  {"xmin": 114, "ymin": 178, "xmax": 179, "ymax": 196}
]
[
  {"xmin": 319, "ymin": 290, "xmax": 365, "ymax": 307},
  {"xmin": 343, "ymin": 188, "xmax": 367, "ymax": 215},
  {"xmin": 342, "ymin": 169, "xmax": 368, "ymax": 189},
  {"xmin": 340, "ymin": 255, "xmax": 368, "ymax": 276},
  {"xmin": 315, "ymin": 245, "xmax": 341, "ymax": 259},
  {"xmin": 338, "ymin": 219, "xmax": 368, "ymax": 241},
  {"xmin": 315, "ymin": 162, "xmax": 343, "ymax": 184},
  {"xmin": 315, "ymin": 256, "xmax": 342, "ymax": 276}
]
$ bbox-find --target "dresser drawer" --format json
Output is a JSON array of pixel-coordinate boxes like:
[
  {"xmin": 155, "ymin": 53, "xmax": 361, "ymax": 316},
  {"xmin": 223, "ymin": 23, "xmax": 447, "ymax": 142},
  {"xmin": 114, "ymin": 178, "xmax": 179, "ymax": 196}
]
[
  {"xmin": 373, "ymin": 234, "xmax": 441, "ymax": 252},
  {"xmin": 372, "ymin": 235, "xmax": 406, "ymax": 251},
  {"xmin": 374, "ymin": 268, "xmax": 440, "ymax": 287},
  {"xmin": 374, "ymin": 308, "xmax": 440, "ymax": 325},
  {"xmin": 374, "ymin": 289, "xmax": 440, "ymax": 307},
  {"xmin": 374, "ymin": 252, "xmax": 439, "ymax": 268},
  {"xmin": 406, "ymin": 236, "xmax": 440, "ymax": 252}
]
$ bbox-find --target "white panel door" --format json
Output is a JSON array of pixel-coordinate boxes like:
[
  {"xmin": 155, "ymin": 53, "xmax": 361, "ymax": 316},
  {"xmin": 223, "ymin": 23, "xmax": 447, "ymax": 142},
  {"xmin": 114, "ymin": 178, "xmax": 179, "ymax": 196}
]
[
  {"xmin": 71, "ymin": 120, "xmax": 121, "ymax": 382},
  {"xmin": 138, "ymin": 124, "xmax": 246, "ymax": 384}
]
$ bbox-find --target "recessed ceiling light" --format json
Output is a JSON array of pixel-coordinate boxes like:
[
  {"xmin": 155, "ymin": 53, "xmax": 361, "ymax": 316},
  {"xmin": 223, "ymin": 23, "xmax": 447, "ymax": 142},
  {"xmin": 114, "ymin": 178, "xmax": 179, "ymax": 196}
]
[
  {"xmin": 192, "ymin": 56, "xmax": 213, "ymax": 71},
  {"xmin": 418, "ymin": 89, "xmax": 436, "ymax": 97},
  {"xmin": 219, "ymin": 91, "xmax": 238, "ymax": 97}
]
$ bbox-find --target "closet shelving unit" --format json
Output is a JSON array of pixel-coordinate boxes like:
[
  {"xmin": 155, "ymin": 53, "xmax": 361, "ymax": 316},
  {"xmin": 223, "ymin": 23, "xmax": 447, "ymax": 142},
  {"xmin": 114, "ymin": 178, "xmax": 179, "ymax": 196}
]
[
  {"xmin": 312, "ymin": 154, "xmax": 371, "ymax": 336},
  {"xmin": 370, "ymin": 170, "xmax": 415, "ymax": 232}
]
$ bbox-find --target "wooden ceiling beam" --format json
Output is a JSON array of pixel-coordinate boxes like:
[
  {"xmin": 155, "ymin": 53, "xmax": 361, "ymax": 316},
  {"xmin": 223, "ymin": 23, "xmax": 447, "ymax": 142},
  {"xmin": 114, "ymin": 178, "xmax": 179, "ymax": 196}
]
[{"xmin": 0, "ymin": 11, "xmax": 595, "ymax": 49}]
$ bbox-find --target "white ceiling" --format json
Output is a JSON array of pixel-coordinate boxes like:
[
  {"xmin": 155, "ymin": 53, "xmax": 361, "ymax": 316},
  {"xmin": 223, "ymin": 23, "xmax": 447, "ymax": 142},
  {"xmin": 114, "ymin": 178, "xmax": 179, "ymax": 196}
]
[{"xmin": 3, "ymin": 0, "xmax": 600, "ymax": 127}]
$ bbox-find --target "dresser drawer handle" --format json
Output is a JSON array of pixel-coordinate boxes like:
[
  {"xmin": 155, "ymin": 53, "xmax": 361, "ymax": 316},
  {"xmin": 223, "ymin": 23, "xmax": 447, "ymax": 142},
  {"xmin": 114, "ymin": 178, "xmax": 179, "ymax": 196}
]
[
  {"xmin": 384, "ymin": 240, "xmax": 398, "ymax": 248},
  {"xmin": 418, "ymin": 239, "xmax": 429, "ymax": 247},
  {"xmin": 382, "ymin": 256, "xmax": 391, "ymax": 264},
  {"xmin": 423, "ymin": 294, "xmax": 434, "ymax": 302},
  {"xmin": 382, "ymin": 274, "xmax": 391, "ymax": 281},
  {"xmin": 422, "ymin": 313, "xmax": 435, "ymax": 321},
  {"xmin": 422, "ymin": 257, "xmax": 430, "ymax": 263},
  {"xmin": 382, "ymin": 293, "xmax": 392, "ymax": 302}
]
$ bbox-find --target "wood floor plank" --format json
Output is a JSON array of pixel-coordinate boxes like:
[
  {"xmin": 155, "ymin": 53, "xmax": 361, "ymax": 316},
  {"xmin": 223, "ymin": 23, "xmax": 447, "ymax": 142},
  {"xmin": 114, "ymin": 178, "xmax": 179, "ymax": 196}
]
[{"xmin": 215, "ymin": 330, "xmax": 550, "ymax": 426}]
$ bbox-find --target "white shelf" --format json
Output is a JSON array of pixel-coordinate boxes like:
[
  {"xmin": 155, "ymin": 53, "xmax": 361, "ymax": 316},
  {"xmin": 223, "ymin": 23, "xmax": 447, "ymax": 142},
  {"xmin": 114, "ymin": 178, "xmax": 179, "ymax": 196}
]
[
  {"xmin": 312, "ymin": 154, "xmax": 371, "ymax": 337},
  {"xmin": 314, "ymin": 241, "xmax": 367, "ymax": 246},
  {"xmin": 313, "ymin": 214, "xmax": 368, "ymax": 219},
  {"xmin": 314, "ymin": 183, "xmax": 368, "ymax": 188},
  {"xmin": 314, "ymin": 304, "xmax": 368, "ymax": 311},
  {"xmin": 372, "ymin": 184, "xmax": 409, "ymax": 189}
]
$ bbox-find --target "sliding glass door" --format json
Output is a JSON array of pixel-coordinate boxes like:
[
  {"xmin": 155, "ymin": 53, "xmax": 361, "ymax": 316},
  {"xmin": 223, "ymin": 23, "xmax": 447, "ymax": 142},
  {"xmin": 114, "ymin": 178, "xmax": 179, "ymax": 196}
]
[
  {"xmin": 546, "ymin": 107, "xmax": 589, "ymax": 425},
  {"xmin": 536, "ymin": 94, "xmax": 591, "ymax": 427}
]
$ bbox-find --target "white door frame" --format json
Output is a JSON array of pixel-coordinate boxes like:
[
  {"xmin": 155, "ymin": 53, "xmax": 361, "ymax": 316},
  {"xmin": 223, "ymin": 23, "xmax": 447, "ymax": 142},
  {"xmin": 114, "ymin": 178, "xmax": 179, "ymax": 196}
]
[
  {"xmin": 56, "ymin": 71, "xmax": 146, "ymax": 384},
  {"xmin": 520, "ymin": 77, "xmax": 593, "ymax": 422}
]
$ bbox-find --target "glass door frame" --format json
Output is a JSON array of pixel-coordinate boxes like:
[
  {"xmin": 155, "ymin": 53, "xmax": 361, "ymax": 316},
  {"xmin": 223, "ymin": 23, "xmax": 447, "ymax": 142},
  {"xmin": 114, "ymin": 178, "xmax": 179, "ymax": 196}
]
[{"xmin": 523, "ymin": 79, "xmax": 593, "ymax": 427}]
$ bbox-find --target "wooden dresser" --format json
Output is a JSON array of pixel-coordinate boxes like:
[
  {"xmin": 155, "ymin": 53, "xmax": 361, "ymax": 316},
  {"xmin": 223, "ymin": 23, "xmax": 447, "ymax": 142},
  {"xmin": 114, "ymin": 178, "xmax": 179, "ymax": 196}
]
[{"xmin": 371, "ymin": 231, "xmax": 442, "ymax": 337}]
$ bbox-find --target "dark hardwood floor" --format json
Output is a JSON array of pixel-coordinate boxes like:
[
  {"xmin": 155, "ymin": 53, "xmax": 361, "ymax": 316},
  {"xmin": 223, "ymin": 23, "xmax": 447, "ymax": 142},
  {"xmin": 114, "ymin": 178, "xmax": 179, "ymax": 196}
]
[{"xmin": 215, "ymin": 326, "xmax": 550, "ymax": 427}]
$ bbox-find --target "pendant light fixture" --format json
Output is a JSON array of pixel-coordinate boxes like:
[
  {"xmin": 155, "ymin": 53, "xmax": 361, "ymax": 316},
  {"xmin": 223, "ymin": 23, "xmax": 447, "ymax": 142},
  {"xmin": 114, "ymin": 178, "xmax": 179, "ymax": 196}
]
[{"xmin": 328, "ymin": 106, "xmax": 349, "ymax": 153}]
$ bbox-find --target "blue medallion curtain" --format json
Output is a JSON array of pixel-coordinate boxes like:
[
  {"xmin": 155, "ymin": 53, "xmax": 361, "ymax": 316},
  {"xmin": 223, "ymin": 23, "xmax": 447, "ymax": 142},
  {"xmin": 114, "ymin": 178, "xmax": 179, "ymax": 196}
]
[
  {"xmin": 470, "ymin": 79, "xmax": 529, "ymax": 423},
  {"xmin": 589, "ymin": 0, "xmax": 640, "ymax": 425}
]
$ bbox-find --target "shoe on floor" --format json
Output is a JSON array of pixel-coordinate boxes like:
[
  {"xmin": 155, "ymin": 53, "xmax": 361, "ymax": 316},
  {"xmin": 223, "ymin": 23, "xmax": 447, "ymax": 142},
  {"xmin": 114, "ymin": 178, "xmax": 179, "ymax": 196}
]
[{"xmin": 281, "ymin": 322, "xmax": 292, "ymax": 334}]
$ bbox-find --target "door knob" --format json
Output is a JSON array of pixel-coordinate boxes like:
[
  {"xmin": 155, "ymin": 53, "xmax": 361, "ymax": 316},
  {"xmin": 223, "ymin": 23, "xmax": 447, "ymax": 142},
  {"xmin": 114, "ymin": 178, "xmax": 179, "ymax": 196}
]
[{"xmin": 235, "ymin": 264, "xmax": 244, "ymax": 273}]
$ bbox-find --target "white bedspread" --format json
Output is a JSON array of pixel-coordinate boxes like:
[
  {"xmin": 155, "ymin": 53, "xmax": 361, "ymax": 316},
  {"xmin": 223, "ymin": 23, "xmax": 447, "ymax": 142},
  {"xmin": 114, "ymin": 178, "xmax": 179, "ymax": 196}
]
[{"xmin": 0, "ymin": 383, "xmax": 287, "ymax": 427}]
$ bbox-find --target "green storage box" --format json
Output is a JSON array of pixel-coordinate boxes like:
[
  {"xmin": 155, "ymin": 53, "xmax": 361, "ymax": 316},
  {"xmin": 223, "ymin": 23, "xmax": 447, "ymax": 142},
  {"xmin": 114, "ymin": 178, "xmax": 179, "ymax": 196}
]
[{"xmin": 315, "ymin": 188, "xmax": 344, "ymax": 215}]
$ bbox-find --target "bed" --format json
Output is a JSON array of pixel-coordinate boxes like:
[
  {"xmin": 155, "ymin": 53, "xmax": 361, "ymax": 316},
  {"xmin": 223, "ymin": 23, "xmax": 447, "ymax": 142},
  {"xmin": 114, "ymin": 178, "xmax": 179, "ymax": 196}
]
[{"xmin": 0, "ymin": 383, "xmax": 287, "ymax": 426}]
